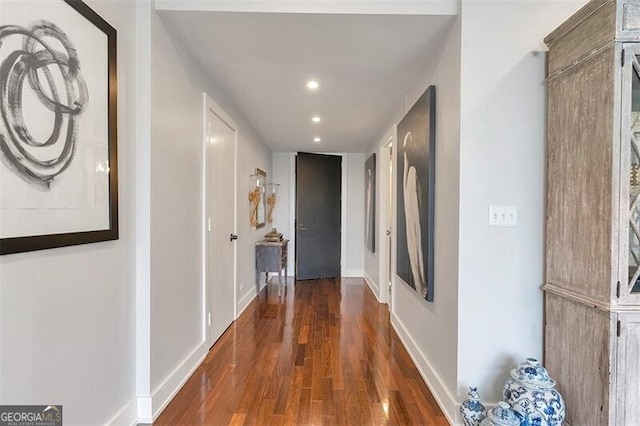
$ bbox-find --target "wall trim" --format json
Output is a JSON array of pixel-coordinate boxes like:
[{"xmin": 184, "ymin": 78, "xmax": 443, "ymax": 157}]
[
  {"xmin": 340, "ymin": 154, "xmax": 349, "ymax": 278},
  {"xmin": 106, "ymin": 397, "xmax": 138, "ymax": 426},
  {"xmin": 391, "ymin": 313, "xmax": 459, "ymax": 425},
  {"xmin": 364, "ymin": 273, "xmax": 380, "ymax": 302},
  {"xmin": 155, "ymin": 0, "xmax": 460, "ymax": 16},
  {"xmin": 343, "ymin": 269, "xmax": 364, "ymax": 278},
  {"xmin": 237, "ymin": 286, "xmax": 258, "ymax": 318},
  {"xmin": 543, "ymin": 281, "xmax": 612, "ymax": 312},
  {"xmin": 137, "ymin": 397, "xmax": 152, "ymax": 425},
  {"xmin": 287, "ymin": 153, "xmax": 296, "ymax": 277},
  {"xmin": 145, "ymin": 342, "xmax": 208, "ymax": 423},
  {"xmin": 376, "ymin": 127, "xmax": 395, "ymax": 306},
  {"xmin": 134, "ymin": 0, "xmax": 153, "ymax": 410}
]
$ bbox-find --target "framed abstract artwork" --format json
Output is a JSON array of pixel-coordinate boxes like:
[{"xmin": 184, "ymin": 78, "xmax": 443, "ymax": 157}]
[
  {"xmin": 0, "ymin": 0, "xmax": 118, "ymax": 255},
  {"xmin": 365, "ymin": 153, "xmax": 376, "ymax": 253},
  {"xmin": 396, "ymin": 85, "xmax": 436, "ymax": 302}
]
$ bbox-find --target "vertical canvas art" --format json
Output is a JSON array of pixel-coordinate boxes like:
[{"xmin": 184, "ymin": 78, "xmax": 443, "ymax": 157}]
[
  {"xmin": 365, "ymin": 153, "xmax": 376, "ymax": 253},
  {"xmin": 0, "ymin": 0, "xmax": 118, "ymax": 255},
  {"xmin": 396, "ymin": 86, "xmax": 436, "ymax": 302}
]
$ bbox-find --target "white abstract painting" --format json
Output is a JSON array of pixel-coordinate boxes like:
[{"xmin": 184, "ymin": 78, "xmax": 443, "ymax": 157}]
[{"xmin": 0, "ymin": 0, "xmax": 116, "ymax": 253}]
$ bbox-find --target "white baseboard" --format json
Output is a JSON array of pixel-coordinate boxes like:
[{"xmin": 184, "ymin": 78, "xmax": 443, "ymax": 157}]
[
  {"xmin": 106, "ymin": 397, "xmax": 138, "ymax": 426},
  {"xmin": 142, "ymin": 342, "xmax": 207, "ymax": 423},
  {"xmin": 363, "ymin": 273, "xmax": 380, "ymax": 302},
  {"xmin": 137, "ymin": 397, "xmax": 152, "ymax": 424},
  {"xmin": 391, "ymin": 313, "xmax": 460, "ymax": 425},
  {"xmin": 343, "ymin": 269, "xmax": 364, "ymax": 277},
  {"xmin": 237, "ymin": 286, "xmax": 258, "ymax": 318}
]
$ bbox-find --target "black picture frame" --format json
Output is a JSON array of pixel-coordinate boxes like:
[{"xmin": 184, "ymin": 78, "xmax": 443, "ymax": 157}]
[
  {"xmin": 0, "ymin": 0, "xmax": 118, "ymax": 255},
  {"xmin": 365, "ymin": 153, "xmax": 376, "ymax": 253},
  {"xmin": 396, "ymin": 85, "xmax": 436, "ymax": 302}
]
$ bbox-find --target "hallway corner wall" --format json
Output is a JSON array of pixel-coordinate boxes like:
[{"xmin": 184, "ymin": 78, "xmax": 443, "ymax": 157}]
[
  {"xmin": 148, "ymin": 9, "xmax": 272, "ymax": 420},
  {"xmin": 0, "ymin": 1, "xmax": 138, "ymax": 424},
  {"xmin": 365, "ymin": 15, "xmax": 461, "ymax": 423},
  {"xmin": 457, "ymin": 0, "xmax": 587, "ymax": 404},
  {"xmin": 344, "ymin": 154, "xmax": 366, "ymax": 277}
]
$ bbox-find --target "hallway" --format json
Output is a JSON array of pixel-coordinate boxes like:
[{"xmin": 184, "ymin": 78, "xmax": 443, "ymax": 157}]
[{"xmin": 155, "ymin": 278, "xmax": 447, "ymax": 425}]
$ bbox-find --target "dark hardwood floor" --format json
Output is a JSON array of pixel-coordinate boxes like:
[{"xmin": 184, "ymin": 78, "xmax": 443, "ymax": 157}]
[{"xmin": 155, "ymin": 277, "xmax": 447, "ymax": 425}]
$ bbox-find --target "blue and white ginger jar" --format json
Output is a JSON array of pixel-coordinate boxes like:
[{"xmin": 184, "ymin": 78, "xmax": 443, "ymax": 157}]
[
  {"xmin": 460, "ymin": 386, "xmax": 487, "ymax": 426},
  {"xmin": 503, "ymin": 358, "xmax": 565, "ymax": 426},
  {"xmin": 479, "ymin": 402, "xmax": 520, "ymax": 426}
]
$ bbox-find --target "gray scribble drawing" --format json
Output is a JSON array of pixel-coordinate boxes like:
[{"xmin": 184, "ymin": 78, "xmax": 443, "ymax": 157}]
[{"xmin": 0, "ymin": 20, "xmax": 88, "ymax": 189}]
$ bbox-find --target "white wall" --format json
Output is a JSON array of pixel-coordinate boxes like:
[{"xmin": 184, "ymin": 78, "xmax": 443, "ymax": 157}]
[
  {"xmin": 364, "ymin": 16, "xmax": 461, "ymax": 422},
  {"xmin": 363, "ymin": 3, "xmax": 591, "ymax": 420},
  {"xmin": 147, "ymin": 9, "xmax": 271, "ymax": 419},
  {"xmin": 150, "ymin": 10, "xmax": 205, "ymax": 400},
  {"xmin": 344, "ymin": 154, "xmax": 365, "ymax": 277},
  {"xmin": 271, "ymin": 152, "xmax": 365, "ymax": 278},
  {"xmin": 394, "ymin": 16, "xmax": 461, "ymax": 418},
  {"xmin": 271, "ymin": 153, "xmax": 296, "ymax": 276},
  {"xmin": 0, "ymin": 1, "xmax": 138, "ymax": 424},
  {"xmin": 456, "ymin": 0, "xmax": 586, "ymax": 403}
]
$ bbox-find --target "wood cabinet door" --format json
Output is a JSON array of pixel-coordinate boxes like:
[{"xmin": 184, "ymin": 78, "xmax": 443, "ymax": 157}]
[
  {"xmin": 616, "ymin": 312, "xmax": 640, "ymax": 425},
  {"xmin": 619, "ymin": 45, "xmax": 640, "ymax": 306},
  {"xmin": 546, "ymin": 45, "xmax": 617, "ymax": 303}
]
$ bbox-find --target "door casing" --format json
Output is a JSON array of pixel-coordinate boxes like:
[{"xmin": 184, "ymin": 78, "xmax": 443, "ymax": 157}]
[{"xmin": 379, "ymin": 134, "xmax": 394, "ymax": 306}]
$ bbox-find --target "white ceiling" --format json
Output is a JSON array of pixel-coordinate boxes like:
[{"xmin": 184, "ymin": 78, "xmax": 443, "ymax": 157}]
[{"xmin": 160, "ymin": 11, "xmax": 455, "ymax": 152}]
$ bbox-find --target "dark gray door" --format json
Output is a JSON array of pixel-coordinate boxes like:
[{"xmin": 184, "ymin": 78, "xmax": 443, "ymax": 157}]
[{"xmin": 296, "ymin": 153, "xmax": 342, "ymax": 280}]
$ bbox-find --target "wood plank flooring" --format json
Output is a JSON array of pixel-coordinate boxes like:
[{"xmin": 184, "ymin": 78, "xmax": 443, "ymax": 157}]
[{"xmin": 155, "ymin": 277, "xmax": 447, "ymax": 425}]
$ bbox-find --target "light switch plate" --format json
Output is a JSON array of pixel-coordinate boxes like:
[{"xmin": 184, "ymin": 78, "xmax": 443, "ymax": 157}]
[{"xmin": 489, "ymin": 206, "xmax": 518, "ymax": 227}]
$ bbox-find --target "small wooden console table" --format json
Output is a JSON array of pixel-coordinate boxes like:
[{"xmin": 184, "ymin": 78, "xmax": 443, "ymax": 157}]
[{"xmin": 255, "ymin": 240, "xmax": 288, "ymax": 295}]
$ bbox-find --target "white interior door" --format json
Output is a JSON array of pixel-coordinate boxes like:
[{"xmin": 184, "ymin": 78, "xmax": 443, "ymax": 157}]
[{"xmin": 204, "ymin": 95, "xmax": 237, "ymax": 348}]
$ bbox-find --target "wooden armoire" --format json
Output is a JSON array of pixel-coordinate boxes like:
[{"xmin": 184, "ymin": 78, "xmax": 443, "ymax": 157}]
[{"xmin": 544, "ymin": 0, "xmax": 640, "ymax": 424}]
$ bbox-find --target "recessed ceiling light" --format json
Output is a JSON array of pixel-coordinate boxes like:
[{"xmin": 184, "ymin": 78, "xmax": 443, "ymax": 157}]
[
  {"xmin": 313, "ymin": 137, "xmax": 321, "ymax": 143},
  {"xmin": 307, "ymin": 80, "xmax": 319, "ymax": 90},
  {"xmin": 312, "ymin": 116, "xmax": 321, "ymax": 123}
]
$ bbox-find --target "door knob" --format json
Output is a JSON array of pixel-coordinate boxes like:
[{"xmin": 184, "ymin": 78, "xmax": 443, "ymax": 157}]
[
  {"xmin": 230, "ymin": 233, "xmax": 238, "ymax": 241},
  {"xmin": 298, "ymin": 224, "xmax": 308, "ymax": 231},
  {"xmin": 386, "ymin": 229, "xmax": 391, "ymax": 236}
]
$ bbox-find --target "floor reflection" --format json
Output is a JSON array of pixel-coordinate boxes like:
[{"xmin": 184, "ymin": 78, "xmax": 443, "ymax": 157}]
[{"xmin": 155, "ymin": 277, "xmax": 447, "ymax": 425}]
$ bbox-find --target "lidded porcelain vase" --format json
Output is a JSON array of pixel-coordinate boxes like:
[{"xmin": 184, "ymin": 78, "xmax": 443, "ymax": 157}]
[
  {"xmin": 479, "ymin": 402, "xmax": 520, "ymax": 426},
  {"xmin": 460, "ymin": 386, "xmax": 487, "ymax": 426},
  {"xmin": 503, "ymin": 358, "xmax": 565, "ymax": 426}
]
